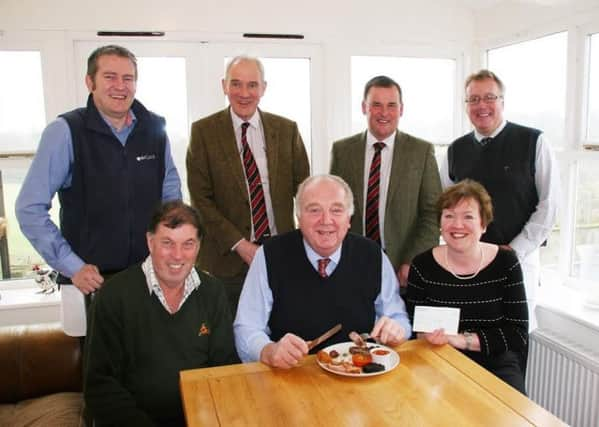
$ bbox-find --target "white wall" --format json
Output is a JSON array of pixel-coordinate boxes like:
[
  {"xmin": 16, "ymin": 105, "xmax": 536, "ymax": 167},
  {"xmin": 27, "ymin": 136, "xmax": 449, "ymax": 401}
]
[
  {"xmin": 0, "ymin": 0, "xmax": 475, "ymax": 45},
  {"xmin": 474, "ymin": 0, "xmax": 599, "ymax": 45}
]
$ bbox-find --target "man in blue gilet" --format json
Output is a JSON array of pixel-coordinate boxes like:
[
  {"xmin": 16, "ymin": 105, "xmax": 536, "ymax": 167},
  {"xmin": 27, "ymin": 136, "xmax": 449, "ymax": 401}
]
[{"xmin": 16, "ymin": 45, "xmax": 181, "ymax": 336}]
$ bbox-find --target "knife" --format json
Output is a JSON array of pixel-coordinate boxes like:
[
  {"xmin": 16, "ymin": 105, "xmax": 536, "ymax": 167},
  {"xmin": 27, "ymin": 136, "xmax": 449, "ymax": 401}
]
[{"xmin": 307, "ymin": 323, "xmax": 342, "ymax": 350}]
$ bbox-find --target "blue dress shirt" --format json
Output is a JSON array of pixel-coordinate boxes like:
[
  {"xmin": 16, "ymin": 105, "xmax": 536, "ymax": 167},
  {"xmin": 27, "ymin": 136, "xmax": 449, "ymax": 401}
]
[
  {"xmin": 15, "ymin": 113, "xmax": 182, "ymax": 278},
  {"xmin": 233, "ymin": 240, "xmax": 412, "ymax": 362}
]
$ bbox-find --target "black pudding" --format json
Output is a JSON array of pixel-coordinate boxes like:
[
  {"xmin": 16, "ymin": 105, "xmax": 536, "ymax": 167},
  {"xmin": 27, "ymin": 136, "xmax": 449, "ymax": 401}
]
[{"xmin": 362, "ymin": 363, "xmax": 385, "ymax": 373}]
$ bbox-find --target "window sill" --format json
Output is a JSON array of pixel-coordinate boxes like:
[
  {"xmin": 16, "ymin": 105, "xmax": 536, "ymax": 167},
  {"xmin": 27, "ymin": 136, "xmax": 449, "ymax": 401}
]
[
  {"xmin": 0, "ymin": 279, "xmax": 60, "ymax": 326},
  {"xmin": 537, "ymin": 283, "xmax": 599, "ymax": 354}
]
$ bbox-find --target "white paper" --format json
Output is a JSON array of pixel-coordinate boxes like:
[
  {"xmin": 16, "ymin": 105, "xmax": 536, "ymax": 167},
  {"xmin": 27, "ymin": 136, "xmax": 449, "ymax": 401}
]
[
  {"xmin": 412, "ymin": 306, "xmax": 460, "ymax": 335},
  {"xmin": 60, "ymin": 286, "xmax": 87, "ymax": 337}
]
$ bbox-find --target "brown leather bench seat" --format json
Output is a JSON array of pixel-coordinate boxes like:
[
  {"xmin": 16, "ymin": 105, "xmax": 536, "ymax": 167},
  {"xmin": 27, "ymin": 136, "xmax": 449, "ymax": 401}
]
[{"xmin": 0, "ymin": 323, "xmax": 83, "ymax": 426}]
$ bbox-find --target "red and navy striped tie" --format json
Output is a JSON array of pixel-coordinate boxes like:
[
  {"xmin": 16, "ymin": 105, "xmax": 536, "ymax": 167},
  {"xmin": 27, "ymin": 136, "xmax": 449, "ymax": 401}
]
[
  {"xmin": 365, "ymin": 142, "xmax": 385, "ymax": 245},
  {"xmin": 241, "ymin": 122, "xmax": 270, "ymax": 242},
  {"xmin": 318, "ymin": 258, "xmax": 331, "ymax": 278}
]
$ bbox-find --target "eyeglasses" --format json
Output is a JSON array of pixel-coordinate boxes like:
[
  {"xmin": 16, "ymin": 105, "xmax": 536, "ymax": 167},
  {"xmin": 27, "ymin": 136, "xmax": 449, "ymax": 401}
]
[{"xmin": 465, "ymin": 94, "xmax": 503, "ymax": 105}]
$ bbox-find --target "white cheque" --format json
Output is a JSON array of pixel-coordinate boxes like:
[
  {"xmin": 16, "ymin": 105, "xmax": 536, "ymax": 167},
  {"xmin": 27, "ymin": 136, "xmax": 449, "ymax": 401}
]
[{"xmin": 413, "ymin": 306, "xmax": 460, "ymax": 335}]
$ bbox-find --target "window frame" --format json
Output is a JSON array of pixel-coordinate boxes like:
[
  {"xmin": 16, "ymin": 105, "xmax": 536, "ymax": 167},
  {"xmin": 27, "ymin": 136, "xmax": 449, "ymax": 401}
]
[
  {"xmin": 480, "ymin": 24, "xmax": 599, "ymax": 285},
  {"xmin": 349, "ymin": 54, "xmax": 460, "ymax": 145},
  {"xmin": 338, "ymin": 42, "xmax": 465, "ymax": 144}
]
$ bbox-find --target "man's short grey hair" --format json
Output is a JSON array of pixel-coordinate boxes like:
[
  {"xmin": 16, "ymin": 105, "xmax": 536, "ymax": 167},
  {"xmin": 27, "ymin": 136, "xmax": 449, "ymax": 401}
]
[
  {"xmin": 295, "ymin": 174, "xmax": 355, "ymax": 218},
  {"xmin": 224, "ymin": 55, "xmax": 265, "ymax": 83}
]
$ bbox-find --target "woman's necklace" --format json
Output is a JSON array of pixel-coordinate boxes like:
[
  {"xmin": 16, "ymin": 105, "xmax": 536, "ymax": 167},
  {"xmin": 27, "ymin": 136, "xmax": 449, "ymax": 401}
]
[{"xmin": 445, "ymin": 245, "xmax": 484, "ymax": 280}]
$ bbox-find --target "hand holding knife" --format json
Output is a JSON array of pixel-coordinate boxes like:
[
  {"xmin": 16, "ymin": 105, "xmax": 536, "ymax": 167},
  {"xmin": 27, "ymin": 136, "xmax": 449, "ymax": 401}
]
[{"xmin": 260, "ymin": 324, "xmax": 343, "ymax": 369}]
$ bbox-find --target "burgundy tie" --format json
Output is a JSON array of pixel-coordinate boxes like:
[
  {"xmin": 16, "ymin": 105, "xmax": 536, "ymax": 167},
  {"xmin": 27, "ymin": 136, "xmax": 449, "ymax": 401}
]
[
  {"xmin": 365, "ymin": 142, "xmax": 385, "ymax": 245},
  {"xmin": 241, "ymin": 122, "xmax": 270, "ymax": 242},
  {"xmin": 318, "ymin": 258, "xmax": 331, "ymax": 278}
]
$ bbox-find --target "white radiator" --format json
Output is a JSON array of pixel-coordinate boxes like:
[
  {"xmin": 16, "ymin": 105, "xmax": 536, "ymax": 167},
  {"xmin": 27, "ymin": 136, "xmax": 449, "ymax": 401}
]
[{"xmin": 527, "ymin": 329, "xmax": 599, "ymax": 427}]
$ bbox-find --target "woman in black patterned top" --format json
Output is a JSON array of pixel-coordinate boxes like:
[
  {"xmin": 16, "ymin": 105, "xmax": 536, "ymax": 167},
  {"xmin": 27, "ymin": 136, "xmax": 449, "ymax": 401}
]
[{"xmin": 405, "ymin": 179, "xmax": 528, "ymax": 393}]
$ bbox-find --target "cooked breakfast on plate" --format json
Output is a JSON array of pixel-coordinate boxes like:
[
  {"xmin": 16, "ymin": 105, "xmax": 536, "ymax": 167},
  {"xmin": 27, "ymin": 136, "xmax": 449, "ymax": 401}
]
[{"xmin": 317, "ymin": 346, "xmax": 387, "ymax": 374}]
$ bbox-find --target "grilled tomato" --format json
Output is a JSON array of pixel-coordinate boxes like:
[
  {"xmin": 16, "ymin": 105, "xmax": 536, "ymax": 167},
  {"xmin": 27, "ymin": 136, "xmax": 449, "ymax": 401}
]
[{"xmin": 352, "ymin": 352, "xmax": 373, "ymax": 367}]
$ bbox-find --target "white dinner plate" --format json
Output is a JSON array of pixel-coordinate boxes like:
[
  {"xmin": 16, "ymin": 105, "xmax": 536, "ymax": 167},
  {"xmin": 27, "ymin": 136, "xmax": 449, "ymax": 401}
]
[{"xmin": 316, "ymin": 341, "xmax": 399, "ymax": 377}]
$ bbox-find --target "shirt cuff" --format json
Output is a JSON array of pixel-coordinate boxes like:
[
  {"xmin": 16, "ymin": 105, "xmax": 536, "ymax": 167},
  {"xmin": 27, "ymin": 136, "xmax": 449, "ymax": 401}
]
[
  {"xmin": 59, "ymin": 253, "xmax": 86, "ymax": 278},
  {"xmin": 231, "ymin": 238, "xmax": 244, "ymax": 252},
  {"xmin": 509, "ymin": 235, "xmax": 534, "ymax": 261},
  {"xmin": 248, "ymin": 333, "xmax": 273, "ymax": 363}
]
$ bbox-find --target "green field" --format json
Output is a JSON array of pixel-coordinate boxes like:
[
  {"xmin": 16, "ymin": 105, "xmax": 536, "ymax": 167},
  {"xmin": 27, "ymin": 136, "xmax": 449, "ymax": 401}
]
[{"xmin": 2, "ymin": 179, "xmax": 59, "ymax": 279}]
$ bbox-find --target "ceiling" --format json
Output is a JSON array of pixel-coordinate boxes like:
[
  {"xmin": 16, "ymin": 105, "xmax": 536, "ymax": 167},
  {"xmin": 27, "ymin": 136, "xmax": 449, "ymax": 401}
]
[{"xmin": 457, "ymin": 0, "xmax": 570, "ymax": 10}]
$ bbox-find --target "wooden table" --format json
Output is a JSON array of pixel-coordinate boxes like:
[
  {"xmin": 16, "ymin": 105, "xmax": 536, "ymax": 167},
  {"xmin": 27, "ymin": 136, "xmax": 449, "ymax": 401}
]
[{"xmin": 180, "ymin": 339, "xmax": 565, "ymax": 426}]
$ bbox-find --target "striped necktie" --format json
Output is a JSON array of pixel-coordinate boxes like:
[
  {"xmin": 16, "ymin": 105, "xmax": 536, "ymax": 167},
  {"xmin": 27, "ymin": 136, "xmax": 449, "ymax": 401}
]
[
  {"xmin": 318, "ymin": 258, "xmax": 331, "ymax": 278},
  {"xmin": 241, "ymin": 122, "xmax": 270, "ymax": 243},
  {"xmin": 365, "ymin": 142, "xmax": 385, "ymax": 245}
]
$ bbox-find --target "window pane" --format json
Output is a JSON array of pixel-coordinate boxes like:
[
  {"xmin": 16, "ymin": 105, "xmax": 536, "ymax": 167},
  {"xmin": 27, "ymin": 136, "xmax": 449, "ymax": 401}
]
[
  {"xmin": 224, "ymin": 57, "xmax": 312, "ymax": 160},
  {"xmin": 587, "ymin": 33, "xmax": 599, "ymax": 142},
  {"xmin": 539, "ymin": 156, "xmax": 567, "ymax": 273},
  {"xmin": 0, "ymin": 51, "xmax": 49, "ymax": 280},
  {"xmin": 573, "ymin": 160, "xmax": 599, "ymax": 282},
  {"xmin": 0, "ymin": 51, "xmax": 46, "ymax": 153},
  {"xmin": 487, "ymin": 32, "xmax": 567, "ymax": 148},
  {"xmin": 0, "ymin": 159, "xmax": 61, "ymax": 279},
  {"xmin": 351, "ymin": 56, "xmax": 456, "ymax": 144},
  {"xmin": 136, "ymin": 57, "xmax": 189, "ymax": 200}
]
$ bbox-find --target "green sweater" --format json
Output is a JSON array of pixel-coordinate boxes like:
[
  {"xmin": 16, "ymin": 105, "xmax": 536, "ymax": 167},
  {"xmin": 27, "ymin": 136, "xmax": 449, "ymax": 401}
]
[{"xmin": 84, "ymin": 264, "xmax": 238, "ymax": 426}]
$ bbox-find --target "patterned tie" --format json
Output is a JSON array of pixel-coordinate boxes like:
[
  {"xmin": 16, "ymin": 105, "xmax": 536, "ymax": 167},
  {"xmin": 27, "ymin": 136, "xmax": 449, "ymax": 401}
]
[
  {"xmin": 365, "ymin": 142, "xmax": 385, "ymax": 245},
  {"xmin": 241, "ymin": 122, "xmax": 270, "ymax": 243},
  {"xmin": 480, "ymin": 137, "xmax": 492, "ymax": 146},
  {"xmin": 317, "ymin": 258, "xmax": 331, "ymax": 278}
]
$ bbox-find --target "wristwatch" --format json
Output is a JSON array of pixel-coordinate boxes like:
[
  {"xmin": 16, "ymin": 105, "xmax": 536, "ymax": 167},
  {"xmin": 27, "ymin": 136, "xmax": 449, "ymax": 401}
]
[{"xmin": 463, "ymin": 331, "xmax": 473, "ymax": 351}]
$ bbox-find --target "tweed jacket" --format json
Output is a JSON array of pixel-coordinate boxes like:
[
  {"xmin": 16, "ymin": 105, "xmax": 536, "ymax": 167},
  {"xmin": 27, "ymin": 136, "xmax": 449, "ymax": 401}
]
[
  {"xmin": 330, "ymin": 130, "xmax": 441, "ymax": 270},
  {"xmin": 186, "ymin": 108, "xmax": 309, "ymax": 278}
]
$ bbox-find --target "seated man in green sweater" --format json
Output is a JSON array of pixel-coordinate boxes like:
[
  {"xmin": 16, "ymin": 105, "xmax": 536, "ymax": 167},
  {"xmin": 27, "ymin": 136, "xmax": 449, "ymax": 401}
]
[{"xmin": 84, "ymin": 200, "xmax": 239, "ymax": 426}]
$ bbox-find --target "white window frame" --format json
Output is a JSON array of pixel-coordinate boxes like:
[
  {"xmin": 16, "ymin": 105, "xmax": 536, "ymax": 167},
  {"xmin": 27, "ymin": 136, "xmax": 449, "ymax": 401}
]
[
  {"xmin": 0, "ymin": 31, "xmax": 75, "ymax": 153},
  {"xmin": 72, "ymin": 36, "xmax": 324, "ymax": 171},
  {"xmin": 335, "ymin": 42, "xmax": 466, "ymax": 145},
  {"xmin": 479, "ymin": 22, "xmax": 599, "ymax": 284}
]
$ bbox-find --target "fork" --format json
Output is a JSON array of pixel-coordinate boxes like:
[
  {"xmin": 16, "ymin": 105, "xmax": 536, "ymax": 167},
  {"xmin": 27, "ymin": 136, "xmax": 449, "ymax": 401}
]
[
  {"xmin": 359, "ymin": 332, "xmax": 371, "ymax": 341},
  {"xmin": 349, "ymin": 331, "xmax": 376, "ymax": 347},
  {"xmin": 360, "ymin": 332, "xmax": 377, "ymax": 342}
]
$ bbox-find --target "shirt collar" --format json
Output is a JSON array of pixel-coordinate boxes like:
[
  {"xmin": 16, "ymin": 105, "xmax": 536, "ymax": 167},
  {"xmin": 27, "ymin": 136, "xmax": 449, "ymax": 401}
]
[
  {"xmin": 474, "ymin": 119, "xmax": 507, "ymax": 142},
  {"xmin": 366, "ymin": 130, "xmax": 396, "ymax": 148},
  {"xmin": 141, "ymin": 255, "xmax": 201, "ymax": 298},
  {"xmin": 230, "ymin": 108, "xmax": 261, "ymax": 130},
  {"xmin": 99, "ymin": 109, "xmax": 136, "ymax": 133},
  {"xmin": 302, "ymin": 239, "xmax": 342, "ymax": 270}
]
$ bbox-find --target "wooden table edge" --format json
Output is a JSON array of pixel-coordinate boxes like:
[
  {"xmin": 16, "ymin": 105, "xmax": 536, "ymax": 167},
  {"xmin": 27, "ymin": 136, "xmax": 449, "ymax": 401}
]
[
  {"xmin": 428, "ymin": 340, "xmax": 566, "ymax": 427},
  {"xmin": 179, "ymin": 339, "xmax": 566, "ymax": 427}
]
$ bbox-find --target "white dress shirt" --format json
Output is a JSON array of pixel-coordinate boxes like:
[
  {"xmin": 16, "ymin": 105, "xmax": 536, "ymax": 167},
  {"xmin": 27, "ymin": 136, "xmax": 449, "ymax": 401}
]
[
  {"xmin": 231, "ymin": 110, "xmax": 277, "ymax": 241},
  {"xmin": 363, "ymin": 131, "xmax": 396, "ymax": 249}
]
